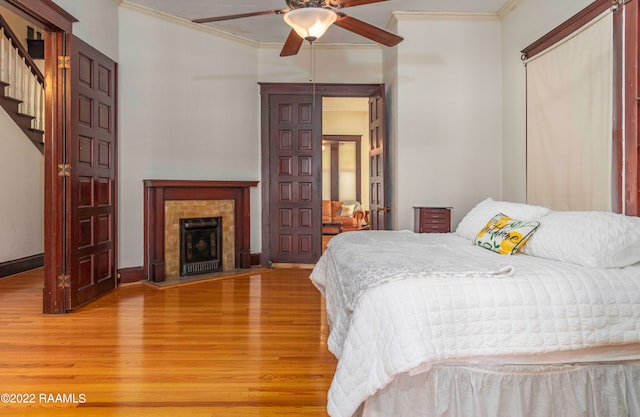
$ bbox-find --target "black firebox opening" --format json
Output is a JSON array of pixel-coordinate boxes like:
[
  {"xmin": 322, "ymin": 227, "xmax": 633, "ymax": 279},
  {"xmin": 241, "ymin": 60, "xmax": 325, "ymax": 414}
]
[{"xmin": 179, "ymin": 217, "xmax": 222, "ymax": 276}]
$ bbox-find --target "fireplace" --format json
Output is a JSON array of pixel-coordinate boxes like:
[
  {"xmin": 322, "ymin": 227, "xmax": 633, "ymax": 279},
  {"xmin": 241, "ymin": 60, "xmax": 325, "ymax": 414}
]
[
  {"xmin": 143, "ymin": 180, "xmax": 259, "ymax": 282},
  {"xmin": 180, "ymin": 217, "xmax": 223, "ymax": 276}
]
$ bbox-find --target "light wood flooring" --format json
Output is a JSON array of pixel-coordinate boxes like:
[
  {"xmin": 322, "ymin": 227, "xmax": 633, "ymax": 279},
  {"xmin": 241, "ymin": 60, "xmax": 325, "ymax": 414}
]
[
  {"xmin": 322, "ymin": 235, "xmax": 335, "ymax": 253},
  {"xmin": 0, "ymin": 268, "xmax": 337, "ymax": 416}
]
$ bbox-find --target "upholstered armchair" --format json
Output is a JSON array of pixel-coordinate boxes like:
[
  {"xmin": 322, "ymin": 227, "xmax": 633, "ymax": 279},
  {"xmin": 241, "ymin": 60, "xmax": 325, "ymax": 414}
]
[{"xmin": 322, "ymin": 200, "xmax": 366, "ymax": 233}]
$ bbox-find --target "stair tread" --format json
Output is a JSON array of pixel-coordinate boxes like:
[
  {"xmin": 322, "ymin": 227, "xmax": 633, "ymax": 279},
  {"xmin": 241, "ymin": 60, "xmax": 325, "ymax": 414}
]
[
  {"xmin": 0, "ymin": 95, "xmax": 44, "ymax": 155},
  {"xmin": 3, "ymin": 96, "xmax": 22, "ymax": 104}
]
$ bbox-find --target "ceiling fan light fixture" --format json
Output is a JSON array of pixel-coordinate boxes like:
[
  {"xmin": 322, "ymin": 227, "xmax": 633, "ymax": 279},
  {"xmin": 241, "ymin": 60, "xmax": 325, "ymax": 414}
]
[{"xmin": 283, "ymin": 7, "xmax": 337, "ymax": 42}]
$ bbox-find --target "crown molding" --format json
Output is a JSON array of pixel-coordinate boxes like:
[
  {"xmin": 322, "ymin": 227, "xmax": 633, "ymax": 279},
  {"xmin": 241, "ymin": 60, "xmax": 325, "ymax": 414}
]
[
  {"xmin": 392, "ymin": 11, "xmax": 500, "ymax": 21},
  {"xmin": 120, "ymin": 1, "xmax": 259, "ymax": 48},
  {"xmin": 497, "ymin": 0, "xmax": 522, "ymax": 19}
]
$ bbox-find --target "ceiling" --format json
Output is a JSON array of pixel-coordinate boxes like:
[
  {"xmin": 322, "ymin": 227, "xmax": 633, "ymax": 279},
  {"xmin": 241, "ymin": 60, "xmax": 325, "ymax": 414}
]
[{"xmin": 125, "ymin": 0, "xmax": 512, "ymax": 46}]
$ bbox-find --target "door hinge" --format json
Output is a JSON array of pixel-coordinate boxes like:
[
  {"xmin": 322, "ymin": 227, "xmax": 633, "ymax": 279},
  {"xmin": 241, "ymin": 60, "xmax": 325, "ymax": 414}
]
[
  {"xmin": 57, "ymin": 274, "xmax": 71, "ymax": 288},
  {"xmin": 57, "ymin": 55, "xmax": 70, "ymax": 69},
  {"xmin": 57, "ymin": 164, "xmax": 71, "ymax": 176}
]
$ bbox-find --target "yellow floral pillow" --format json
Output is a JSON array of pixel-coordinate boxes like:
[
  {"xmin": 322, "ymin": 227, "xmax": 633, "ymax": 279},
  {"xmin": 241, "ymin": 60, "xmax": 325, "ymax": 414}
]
[{"xmin": 474, "ymin": 213, "xmax": 540, "ymax": 255}]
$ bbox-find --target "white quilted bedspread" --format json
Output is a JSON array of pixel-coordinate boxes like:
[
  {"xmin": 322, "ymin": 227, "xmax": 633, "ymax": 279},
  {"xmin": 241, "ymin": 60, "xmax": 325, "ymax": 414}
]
[{"xmin": 309, "ymin": 231, "xmax": 640, "ymax": 417}]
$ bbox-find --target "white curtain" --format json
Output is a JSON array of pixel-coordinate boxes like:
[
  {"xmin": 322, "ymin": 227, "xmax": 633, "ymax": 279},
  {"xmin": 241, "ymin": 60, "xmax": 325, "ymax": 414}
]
[{"xmin": 526, "ymin": 12, "xmax": 613, "ymax": 211}]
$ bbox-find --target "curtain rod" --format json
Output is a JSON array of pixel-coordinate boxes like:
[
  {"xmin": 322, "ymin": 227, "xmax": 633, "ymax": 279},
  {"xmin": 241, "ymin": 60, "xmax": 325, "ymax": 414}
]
[{"xmin": 521, "ymin": 6, "xmax": 616, "ymax": 66}]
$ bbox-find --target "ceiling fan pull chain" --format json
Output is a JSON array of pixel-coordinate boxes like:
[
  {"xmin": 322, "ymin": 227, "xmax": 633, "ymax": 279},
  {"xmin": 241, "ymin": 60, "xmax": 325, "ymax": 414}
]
[
  {"xmin": 309, "ymin": 41, "xmax": 313, "ymax": 83},
  {"xmin": 310, "ymin": 40, "xmax": 316, "ymax": 107}
]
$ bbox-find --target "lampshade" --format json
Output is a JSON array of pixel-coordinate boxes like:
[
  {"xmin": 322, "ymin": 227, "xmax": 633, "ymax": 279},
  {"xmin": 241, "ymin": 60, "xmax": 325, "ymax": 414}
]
[{"xmin": 283, "ymin": 7, "xmax": 337, "ymax": 42}]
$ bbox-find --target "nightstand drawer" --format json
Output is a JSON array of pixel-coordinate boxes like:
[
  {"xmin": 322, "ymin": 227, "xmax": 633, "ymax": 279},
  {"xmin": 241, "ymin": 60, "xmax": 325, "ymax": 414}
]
[
  {"xmin": 420, "ymin": 211, "xmax": 449, "ymax": 221},
  {"xmin": 420, "ymin": 216, "xmax": 447, "ymax": 224},
  {"xmin": 414, "ymin": 206, "xmax": 452, "ymax": 233},
  {"xmin": 420, "ymin": 208, "xmax": 449, "ymax": 217},
  {"xmin": 419, "ymin": 223, "xmax": 450, "ymax": 233}
]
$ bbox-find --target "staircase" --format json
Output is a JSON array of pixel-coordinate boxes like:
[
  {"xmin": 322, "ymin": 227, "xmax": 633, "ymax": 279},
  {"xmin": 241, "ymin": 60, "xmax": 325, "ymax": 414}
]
[{"xmin": 0, "ymin": 15, "xmax": 45, "ymax": 154}]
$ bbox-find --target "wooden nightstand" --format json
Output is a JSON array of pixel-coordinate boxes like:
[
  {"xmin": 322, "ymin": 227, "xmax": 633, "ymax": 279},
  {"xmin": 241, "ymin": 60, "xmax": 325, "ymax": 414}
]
[{"xmin": 413, "ymin": 206, "xmax": 452, "ymax": 233}]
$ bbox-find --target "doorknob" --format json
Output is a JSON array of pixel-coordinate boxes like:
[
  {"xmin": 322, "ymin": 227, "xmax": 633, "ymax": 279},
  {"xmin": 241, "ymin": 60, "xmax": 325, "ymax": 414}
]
[{"xmin": 377, "ymin": 207, "xmax": 391, "ymax": 213}]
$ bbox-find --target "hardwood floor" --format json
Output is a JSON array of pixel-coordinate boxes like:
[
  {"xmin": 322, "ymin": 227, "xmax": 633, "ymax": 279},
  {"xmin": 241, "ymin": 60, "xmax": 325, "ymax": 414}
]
[
  {"xmin": 322, "ymin": 235, "xmax": 332, "ymax": 253},
  {"xmin": 0, "ymin": 268, "xmax": 336, "ymax": 416}
]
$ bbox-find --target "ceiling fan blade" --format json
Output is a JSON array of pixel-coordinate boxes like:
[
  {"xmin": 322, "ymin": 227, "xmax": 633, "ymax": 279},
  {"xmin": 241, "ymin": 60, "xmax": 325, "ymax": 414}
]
[
  {"xmin": 192, "ymin": 9, "xmax": 289, "ymax": 24},
  {"xmin": 280, "ymin": 29, "xmax": 304, "ymax": 57},
  {"xmin": 334, "ymin": 13, "xmax": 403, "ymax": 47},
  {"xmin": 329, "ymin": 0, "xmax": 389, "ymax": 8}
]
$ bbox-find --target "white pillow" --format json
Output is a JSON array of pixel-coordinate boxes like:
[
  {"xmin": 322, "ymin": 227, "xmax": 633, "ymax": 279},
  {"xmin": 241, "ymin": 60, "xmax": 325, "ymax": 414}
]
[
  {"xmin": 456, "ymin": 198, "xmax": 551, "ymax": 241},
  {"xmin": 521, "ymin": 211, "xmax": 640, "ymax": 268},
  {"xmin": 342, "ymin": 200, "xmax": 362, "ymax": 212},
  {"xmin": 340, "ymin": 204, "xmax": 357, "ymax": 217}
]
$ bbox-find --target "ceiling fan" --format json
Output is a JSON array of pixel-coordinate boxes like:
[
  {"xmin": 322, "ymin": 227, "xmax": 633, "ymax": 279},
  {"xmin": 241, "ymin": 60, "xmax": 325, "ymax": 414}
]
[{"xmin": 191, "ymin": 0, "xmax": 403, "ymax": 57}]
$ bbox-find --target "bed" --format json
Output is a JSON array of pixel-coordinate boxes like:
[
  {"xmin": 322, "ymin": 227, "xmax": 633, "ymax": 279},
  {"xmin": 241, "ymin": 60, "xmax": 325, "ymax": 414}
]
[{"xmin": 309, "ymin": 198, "xmax": 640, "ymax": 417}]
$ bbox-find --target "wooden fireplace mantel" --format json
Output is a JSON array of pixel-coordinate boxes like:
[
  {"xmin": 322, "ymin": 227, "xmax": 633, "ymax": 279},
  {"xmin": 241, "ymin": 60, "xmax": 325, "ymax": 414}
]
[{"xmin": 143, "ymin": 180, "xmax": 258, "ymax": 282}]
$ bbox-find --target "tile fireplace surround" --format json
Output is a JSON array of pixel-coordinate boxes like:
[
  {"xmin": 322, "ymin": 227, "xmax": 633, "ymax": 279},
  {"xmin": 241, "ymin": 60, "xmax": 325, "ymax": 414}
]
[{"xmin": 143, "ymin": 180, "xmax": 258, "ymax": 282}]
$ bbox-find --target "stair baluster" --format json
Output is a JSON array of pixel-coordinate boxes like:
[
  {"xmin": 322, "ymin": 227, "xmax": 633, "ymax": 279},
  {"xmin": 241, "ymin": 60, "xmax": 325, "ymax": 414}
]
[
  {"xmin": 14, "ymin": 50, "xmax": 23, "ymax": 102},
  {"xmin": 21, "ymin": 61, "xmax": 31, "ymax": 116},
  {"xmin": 6, "ymin": 37, "xmax": 14, "ymax": 98},
  {"xmin": 36, "ymin": 83, "xmax": 44, "ymax": 134},
  {"xmin": 0, "ymin": 14, "xmax": 46, "ymax": 152},
  {"xmin": 0, "ymin": 28, "xmax": 5, "ymax": 83}
]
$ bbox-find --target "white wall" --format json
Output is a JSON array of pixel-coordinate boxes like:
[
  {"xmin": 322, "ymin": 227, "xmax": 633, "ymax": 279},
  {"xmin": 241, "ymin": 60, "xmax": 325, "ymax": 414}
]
[
  {"xmin": 258, "ymin": 44, "xmax": 382, "ymax": 84},
  {"xmin": 52, "ymin": 0, "xmax": 120, "ymax": 61},
  {"xmin": 393, "ymin": 14, "xmax": 503, "ymax": 231},
  {"xmin": 501, "ymin": 0, "xmax": 593, "ymax": 202},
  {"xmin": 0, "ymin": 108, "xmax": 44, "ymax": 262},
  {"xmin": 117, "ymin": 5, "xmax": 260, "ymax": 268}
]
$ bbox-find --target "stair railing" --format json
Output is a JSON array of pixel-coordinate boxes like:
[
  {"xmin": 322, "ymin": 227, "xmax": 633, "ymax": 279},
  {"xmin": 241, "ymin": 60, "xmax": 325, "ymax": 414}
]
[{"xmin": 0, "ymin": 14, "xmax": 45, "ymax": 133}]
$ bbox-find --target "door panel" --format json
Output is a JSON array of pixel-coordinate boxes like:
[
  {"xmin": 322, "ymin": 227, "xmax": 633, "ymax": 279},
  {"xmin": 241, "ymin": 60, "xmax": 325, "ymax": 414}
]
[
  {"xmin": 68, "ymin": 35, "xmax": 117, "ymax": 309},
  {"xmin": 369, "ymin": 86, "xmax": 389, "ymax": 230},
  {"xmin": 268, "ymin": 95, "xmax": 322, "ymax": 263}
]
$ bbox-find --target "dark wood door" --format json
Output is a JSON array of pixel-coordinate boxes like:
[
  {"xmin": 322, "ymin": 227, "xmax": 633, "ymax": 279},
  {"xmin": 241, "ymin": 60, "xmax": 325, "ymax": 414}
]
[
  {"xmin": 268, "ymin": 94, "xmax": 322, "ymax": 263},
  {"xmin": 368, "ymin": 86, "xmax": 389, "ymax": 230},
  {"xmin": 67, "ymin": 35, "xmax": 117, "ymax": 308}
]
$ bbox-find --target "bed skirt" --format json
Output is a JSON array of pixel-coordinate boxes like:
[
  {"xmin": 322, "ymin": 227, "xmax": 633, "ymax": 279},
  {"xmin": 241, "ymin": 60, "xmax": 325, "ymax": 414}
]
[{"xmin": 360, "ymin": 363, "xmax": 640, "ymax": 417}]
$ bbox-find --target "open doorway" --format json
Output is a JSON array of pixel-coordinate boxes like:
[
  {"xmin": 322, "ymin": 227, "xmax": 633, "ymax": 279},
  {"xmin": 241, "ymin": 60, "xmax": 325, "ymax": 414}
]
[
  {"xmin": 0, "ymin": 4, "xmax": 46, "ymax": 279},
  {"xmin": 259, "ymin": 83, "xmax": 388, "ymax": 266},
  {"xmin": 321, "ymin": 97, "xmax": 370, "ymax": 243}
]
